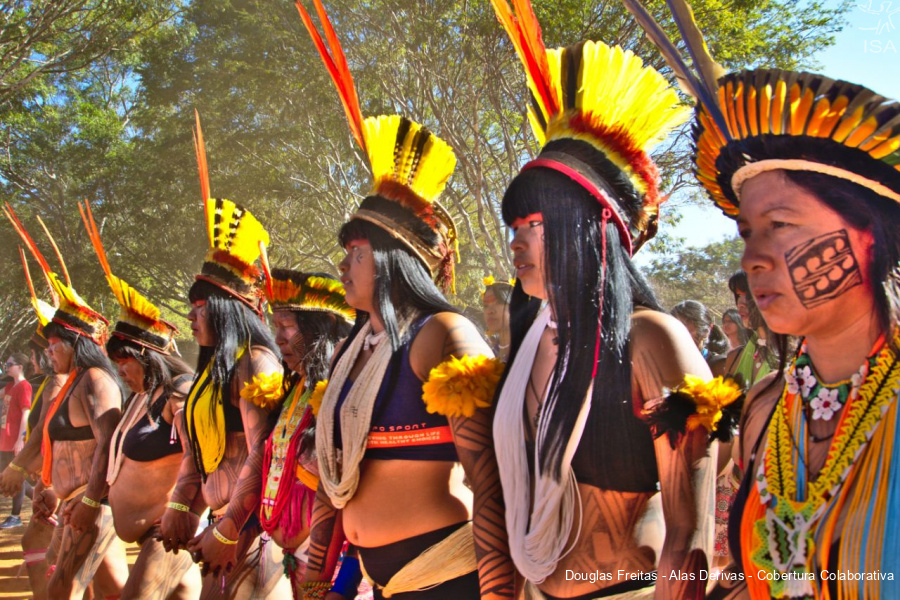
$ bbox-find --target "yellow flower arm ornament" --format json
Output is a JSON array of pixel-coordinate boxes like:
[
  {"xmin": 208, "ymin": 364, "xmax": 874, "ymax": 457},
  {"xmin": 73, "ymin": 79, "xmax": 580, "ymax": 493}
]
[
  {"xmin": 643, "ymin": 375, "xmax": 744, "ymax": 449},
  {"xmin": 239, "ymin": 372, "xmax": 285, "ymax": 410},
  {"xmin": 308, "ymin": 380, "xmax": 328, "ymax": 418},
  {"xmin": 422, "ymin": 355, "xmax": 505, "ymax": 418}
]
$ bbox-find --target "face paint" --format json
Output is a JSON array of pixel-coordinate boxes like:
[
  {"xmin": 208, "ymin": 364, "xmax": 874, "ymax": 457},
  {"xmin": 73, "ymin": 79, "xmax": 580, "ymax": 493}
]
[{"xmin": 785, "ymin": 229, "xmax": 862, "ymax": 308}]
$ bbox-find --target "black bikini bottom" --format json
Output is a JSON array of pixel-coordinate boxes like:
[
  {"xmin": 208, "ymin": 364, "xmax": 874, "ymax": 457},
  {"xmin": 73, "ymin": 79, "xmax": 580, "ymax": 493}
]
[{"xmin": 357, "ymin": 522, "xmax": 480, "ymax": 600}]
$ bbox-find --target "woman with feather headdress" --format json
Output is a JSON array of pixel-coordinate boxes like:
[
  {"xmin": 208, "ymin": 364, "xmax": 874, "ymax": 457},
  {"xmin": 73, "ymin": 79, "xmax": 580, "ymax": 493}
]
[
  {"xmin": 292, "ymin": 2, "xmax": 513, "ymax": 598},
  {"xmin": 488, "ymin": 0, "xmax": 725, "ymax": 597},
  {"xmin": 622, "ymin": 0, "xmax": 900, "ymax": 597}
]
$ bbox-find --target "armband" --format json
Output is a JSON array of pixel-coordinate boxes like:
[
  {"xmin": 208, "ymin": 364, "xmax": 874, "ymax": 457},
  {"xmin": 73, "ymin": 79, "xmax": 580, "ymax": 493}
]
[
  {"xmin": 8, "ymin": 462, "xmax": 28, "ymax": 476},
  {"xmin": 239, "ymin": 372, "xmax": 284, "ymax": 410},
  {"xmin": 643, "ymin": 374, "xmax": 743, "ymax": 448},
  {"xmin": 422, "ymin": 355, "xmax": 504, "ymax": 418},
  {"xmin": 81, "ymin": 496, "xmax": 101, "ymax": 509},
  {"xmin": 212, "ymin": 526, "xmax": 238, "ymax": 545}
]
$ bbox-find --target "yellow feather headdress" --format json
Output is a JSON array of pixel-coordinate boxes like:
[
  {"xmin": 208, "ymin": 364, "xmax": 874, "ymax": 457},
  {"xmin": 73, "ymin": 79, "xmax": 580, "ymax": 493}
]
[
  {"xmin": 491, "ymin": 0, "xmax": 689, "ymax": 252},
  {"xmin": 79, "ymin": 201, "xmax": 178, "ymax": 354},
  {"xmin": 259, "ymin": 264, "xmax": 355, "ymax": 325},
  {"xmin": 4, "ymin": 203, "xmax": 109, "ymax": 345},
  {"xmin": 621, "ymin": 0, "xmax": 900, "ymax": 216},
  {"xmin": 296, "ymin": 0, "xmax": 459, "ymax": 292},
  {"xmin": 193, "ymin": 111, "xmax": 271, "ymax": 312}
]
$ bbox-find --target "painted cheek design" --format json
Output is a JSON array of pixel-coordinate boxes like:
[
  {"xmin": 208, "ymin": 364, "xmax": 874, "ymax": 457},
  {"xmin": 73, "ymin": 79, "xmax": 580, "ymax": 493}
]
[{"xmin": 785, "ymin": 229, "xmax": 862, "ymax": 308}]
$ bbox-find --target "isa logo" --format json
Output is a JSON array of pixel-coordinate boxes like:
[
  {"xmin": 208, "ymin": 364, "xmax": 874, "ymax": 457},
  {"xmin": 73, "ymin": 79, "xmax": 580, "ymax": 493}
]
[{"xmin": 858, "ymin": 1, "xmax": 899, "ymax": 52}]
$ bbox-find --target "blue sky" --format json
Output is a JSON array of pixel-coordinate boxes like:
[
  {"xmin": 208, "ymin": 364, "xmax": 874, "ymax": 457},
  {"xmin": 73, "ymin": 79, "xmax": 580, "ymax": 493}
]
[{"xmin": 663, "ymin": 0, "xmax": 900, "ymax": 252}]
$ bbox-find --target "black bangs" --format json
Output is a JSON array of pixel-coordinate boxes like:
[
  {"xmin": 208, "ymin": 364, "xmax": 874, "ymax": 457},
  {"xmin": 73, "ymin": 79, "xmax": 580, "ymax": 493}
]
[
  {"xmin": 188, "ymin": 278, "xmax": 237, "ymax": 304},
  {"xmin": 501, "ymin": 168, "xmax": 549, "ymax": 225},
  {"xmin": 338, "ymin": 218, "xmax": 369, "ymax": 247}
]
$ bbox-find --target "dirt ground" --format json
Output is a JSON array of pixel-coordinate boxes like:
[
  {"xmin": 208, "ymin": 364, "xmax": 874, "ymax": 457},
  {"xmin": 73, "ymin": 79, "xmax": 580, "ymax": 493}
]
[{"xmin": 0, "ymin": 495, "xmax": 139, "ymax": 600}]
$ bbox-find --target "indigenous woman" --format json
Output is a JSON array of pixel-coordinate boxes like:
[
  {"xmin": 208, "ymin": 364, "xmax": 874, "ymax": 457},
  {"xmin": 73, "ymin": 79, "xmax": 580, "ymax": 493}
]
[
  {"xmin": 4, "ymin": 206, "xmax": 129, "ymax": 599},
  {"xmin": 79, "ymin": 202, "xmax": 202, "ymax": 599},
  {"xmin": 160, "ymin": 116, "xmax": 290, "ymax": 599},
  {"xmin": 721, "ymin": 308, "xmax": 749, "ymax": 352},
  {"xmin": 624, "ymin": 0, "xmax": 900, "ymax": 597},
  {"xmin": 245, "ymin": 269, "xmax": 354, "ymax": 597},
  {"xmin": 490, "ymin": 1, "xmax": 721, "ymax": 598},
  {"xmin": 482, "ymin": 277, "xmax": 513, "ymax": 362},
  {"xmin": 0, "ymin": 252, "xmax": 64, "ymax": 600},
  {"xmin": 671, "ymin": 300, "xmax": 730, "ymax": 376},
  {"xmin": 722, "ymin": 271, "xmax": 781, "ymax": 389},
  {"xmin": 296, "ymin": 3, "xmax": 511, "ymax": 598}
]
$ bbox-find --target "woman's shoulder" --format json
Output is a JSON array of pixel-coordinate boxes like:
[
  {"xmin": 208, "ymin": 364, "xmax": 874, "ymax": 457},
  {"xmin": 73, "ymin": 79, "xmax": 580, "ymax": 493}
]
[
  {"xmin": 411, "ymin": 312, "xmax": 492, "ymax": 379},
  {"xmin": 631, "ymin": 308, "xmax": 703, "ymax": 363}
]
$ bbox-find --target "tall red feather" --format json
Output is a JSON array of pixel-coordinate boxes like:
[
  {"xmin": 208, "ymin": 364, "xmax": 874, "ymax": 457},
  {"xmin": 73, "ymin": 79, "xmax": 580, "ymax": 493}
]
[
  {"xmin": 193, "ymin": 110, "xmax": 213, "ymax": 246},
  {"xmin": 78, "ymin": 201, "xmax": 112, "ymax": 278},
  {"xmin": 4, "ymin": 204, "xmax": 53, "ymax": 278},
  {"xmin": 490, "ymin": 0, "xmax": 558, "ymax": 120},
  {"xmin": 35, "ymin": 216, "xmax": 71, "ymax": 287},
  {"xmin": 295, "ymin": 0, "xmax": 366, "ymax": 151},
  {"xmin": 19, "ymin": 247, "xmax": 38, "ymax": 302}
]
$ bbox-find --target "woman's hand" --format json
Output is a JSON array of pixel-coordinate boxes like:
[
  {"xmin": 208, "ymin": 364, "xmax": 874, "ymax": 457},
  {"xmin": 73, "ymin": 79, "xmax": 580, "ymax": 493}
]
[
  {"xmin": 186, "ymin": 526, "xmax": 238, "ymax": 577},
  {"xmin": 32, "ymin": 487, "xmax": 58, "ymax": 521},
  {"xmin": 64, "ymin": 496, "xmax": 99, "ymax": 534},
  {"xmin": 158, "ymin": 507, "xmax": 200, "ymax": 553}
]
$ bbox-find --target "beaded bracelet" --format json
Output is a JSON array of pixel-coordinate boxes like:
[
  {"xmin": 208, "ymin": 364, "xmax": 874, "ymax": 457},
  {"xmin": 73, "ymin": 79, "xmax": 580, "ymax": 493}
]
[
  {"xmin": 166, "ymin": 502, "xmax": 191, "ymax": 513},
  {"xmin": 8, "ymin": 462, "xmax": 28, "ymax": 476},
  {"xmin": 81, "ymin": 496, "xmax": 101, "ymax": 509},
  {"xmin": 299, "ymin": 581, "xmax": 332, "ymax": 600},
  {"xmin": 212, "ymin": 527, "xmax": 237, "ymax": 545}
]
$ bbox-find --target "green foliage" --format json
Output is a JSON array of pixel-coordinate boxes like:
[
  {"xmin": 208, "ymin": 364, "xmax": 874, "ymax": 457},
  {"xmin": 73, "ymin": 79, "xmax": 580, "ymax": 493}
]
[{"xmin": 641, "ymin": 215, "xmax": 744, "ymax": 317}]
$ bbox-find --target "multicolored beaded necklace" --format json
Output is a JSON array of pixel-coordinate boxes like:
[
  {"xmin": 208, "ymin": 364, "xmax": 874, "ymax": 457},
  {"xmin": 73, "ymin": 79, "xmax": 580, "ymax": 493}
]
[
  {"xmin": 749, "ymin": 335, "xmax": 900, "ymax": 599},
  {"xmin": 260, "ymin": 381, "xmax": 315, "ymax": 536}
]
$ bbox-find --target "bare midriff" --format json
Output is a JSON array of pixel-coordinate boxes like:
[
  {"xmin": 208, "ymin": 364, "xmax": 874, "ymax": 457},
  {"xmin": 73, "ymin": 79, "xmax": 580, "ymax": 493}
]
[
  {"xmin": 537, "ymin": 483, "xmax": 663, "ymax": 599},
  {"xmin": 201, "ymin": 432, "xmax": 248, "ymax": 511},
  {"xmin": 341, "ymin": 459, "xmax": 471, "ymax": 548},
  {"xmin": 109, "ymin": 452, "xmax": 181, "ymax": 543},
  {"xmin": 51, "ymin": 439, "xmax": 95, "ymax": 501}
]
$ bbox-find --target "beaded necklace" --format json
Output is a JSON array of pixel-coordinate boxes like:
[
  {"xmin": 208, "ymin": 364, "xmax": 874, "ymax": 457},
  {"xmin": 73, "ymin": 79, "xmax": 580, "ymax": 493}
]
[
  {"xmin": 750, "ymin": 335, "xmax": 899, "ymax": 599},
  {"xmin": 260, "ymin": 381, "xmax": 314, "ymax": 535}
]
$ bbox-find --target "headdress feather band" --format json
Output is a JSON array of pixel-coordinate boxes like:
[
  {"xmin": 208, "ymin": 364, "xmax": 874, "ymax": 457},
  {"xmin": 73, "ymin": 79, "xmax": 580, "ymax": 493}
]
[
  {"xmin": 296, "ymin": 0, "xmax": 459, "ymax": 292},
  {"xmin": 621, "ymin": 0, "xmax": 900, "ymax": 216},
  {"xmin": 260, "ymin": 267, "xmax": 355, "ymax": 324}
]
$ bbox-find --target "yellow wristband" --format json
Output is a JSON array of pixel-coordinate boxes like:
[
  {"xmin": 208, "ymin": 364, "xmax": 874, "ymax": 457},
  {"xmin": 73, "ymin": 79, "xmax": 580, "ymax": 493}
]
[
  {"xmin": 212, "ymin": 526, "xmax": 237, "ymax": 545},
  {"xmin": 166, "ymin": 502, "xmax": 191, "ymax": 513},
  {"xmin": 81, "ymin": 496, "xmax": 101, "ymax": 509},
  {"xmin": 8, "ymin": 462, "xmax": 28, "ymax": 476}
]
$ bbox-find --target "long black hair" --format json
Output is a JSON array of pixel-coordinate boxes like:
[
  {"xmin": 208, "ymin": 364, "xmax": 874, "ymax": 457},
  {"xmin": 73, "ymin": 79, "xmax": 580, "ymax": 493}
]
[
  {"xmin": 42, "ymin": 321, "xmax": 120, "ymax": 384},
  {"xmin": 279, "ymin": 309, "xmax": 351, "ymax": 391},
  {"xmin": 188, "ymin": 280, "xmax": 279, "ymax": 405},
  {"xmin": 722, "ymin": 308, "xmax": 750, "ymax": 347},
  {"xmin": 106, "ymin": 335, "xmax": 193, "ymax": 396},
  {"xmin": 337, "ymin": 218, "xmax": 458, "ymax": 352},
  {"xmin": 500, "ymin": 140, "xmax": 662, "ymax": 485}
]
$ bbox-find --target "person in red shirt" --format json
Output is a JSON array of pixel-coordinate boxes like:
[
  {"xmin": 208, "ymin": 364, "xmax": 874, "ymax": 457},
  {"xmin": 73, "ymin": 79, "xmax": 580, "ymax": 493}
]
[{"xmin": 1, "ymin": 352, "xmax": 32, "ymax": 528}]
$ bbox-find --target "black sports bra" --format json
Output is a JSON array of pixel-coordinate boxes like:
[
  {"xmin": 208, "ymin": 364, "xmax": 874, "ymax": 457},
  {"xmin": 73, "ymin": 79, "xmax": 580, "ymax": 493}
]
[
  {"xmin": 120, "ymin": 375, "xmax": 191, "ymax": 462},
  {"xmin": 46, "ymin": 371, "xmax": 93, "ymax": 442}
]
